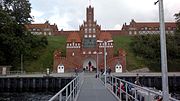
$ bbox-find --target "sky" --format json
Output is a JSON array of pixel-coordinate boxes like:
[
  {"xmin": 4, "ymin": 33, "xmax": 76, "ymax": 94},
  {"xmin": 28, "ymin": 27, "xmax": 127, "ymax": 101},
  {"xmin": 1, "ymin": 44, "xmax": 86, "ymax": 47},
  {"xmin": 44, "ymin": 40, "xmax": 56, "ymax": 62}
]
[{"xmin": 29, "ymin": 0, "xmax": 180, "ymax": 30}]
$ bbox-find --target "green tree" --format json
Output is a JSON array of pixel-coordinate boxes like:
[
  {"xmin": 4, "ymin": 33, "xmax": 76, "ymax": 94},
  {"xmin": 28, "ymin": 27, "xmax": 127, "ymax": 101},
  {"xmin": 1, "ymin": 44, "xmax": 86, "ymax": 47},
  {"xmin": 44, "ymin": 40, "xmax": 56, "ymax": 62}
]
[
  {"xmin": 174, "ymin": 11, "xmax": 180, "ymax": 58},
  {"xmin": 2, "ymin": 0, "xmax": 32, "ymax": 24},
  {"xmin": 0, "ymin": 1, "xmax": 48, "ymax": 70}
]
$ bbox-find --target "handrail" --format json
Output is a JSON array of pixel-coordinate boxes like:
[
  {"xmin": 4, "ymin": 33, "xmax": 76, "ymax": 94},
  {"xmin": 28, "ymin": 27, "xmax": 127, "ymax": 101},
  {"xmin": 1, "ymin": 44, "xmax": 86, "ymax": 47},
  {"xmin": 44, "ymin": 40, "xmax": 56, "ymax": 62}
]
[
  {"xmin": 100, "ymin": 74, "xmax": 179, "ymax": 101},
  {"xmin": 48, "ymin": 72, "xmax": 84, "ymax": 101}
]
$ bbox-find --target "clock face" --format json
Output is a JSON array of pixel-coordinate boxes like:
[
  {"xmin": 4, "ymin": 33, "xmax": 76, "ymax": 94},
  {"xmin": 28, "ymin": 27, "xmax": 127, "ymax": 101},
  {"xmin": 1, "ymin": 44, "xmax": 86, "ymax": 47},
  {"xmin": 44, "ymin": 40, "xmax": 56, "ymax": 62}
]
[{"xmin": 83, "ymin": 38, "xmax": 96, "ymax": 48}]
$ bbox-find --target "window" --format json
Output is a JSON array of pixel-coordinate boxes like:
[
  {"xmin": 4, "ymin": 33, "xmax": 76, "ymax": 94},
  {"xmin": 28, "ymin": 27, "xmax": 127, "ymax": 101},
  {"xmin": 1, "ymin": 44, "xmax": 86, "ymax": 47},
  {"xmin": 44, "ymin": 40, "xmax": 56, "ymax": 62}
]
[
  {"xmin": 85, "ymin": 35, "xmax": 88, "ymax": 38},
  {"xmin": 168, "ymin": 27, "xmax": 171, "ymax": 30},
  {"xmin": 33, "ymin": 28, "xmax": 36, "ymax": 31},
  {"xmin": 89, "ymin": 35, "xmax": 92, "ymax": 38},
  {"xmin": 44, "ymin": 32, "xmax": 47, "ymax": 35},
  {"xmin": 88, "ymin": 51, "xmax": 91, "ymax": 54},
  {"xmin": 93, "ymin": 34, "xmax": 96, "ymax": 38},
  {"xmin": 155, "ymin": 27, "xmax": 159, "ymax": 30},
  {"xmin": 93, "ymin": 28, "xmax": 96, "ymax": 33},
  {"xmin": 134, "ymin": 31, "xmax": 137, "ymax": 35},
  {"xmin": 85, "ymin": 28, "xmax": 88, "ymax": 33},
  {"xmin": 72, "ymin": 52, "xmax": 75, "ymax": 56},
  {"xmin": 145, "ymin": 27, "xmax": 148, "ymax": 30},
  {"xmin": 37, "ymin": 29, "xmax": 40, "ymax": 31},
  {"xmin": 85, "ymin": 24, "xmax": 87, "ymax": 27},
  {"xmin": 129, "ymin": 31, "xmax": 132, "ymax": 35},
  {"xmin": 83, "ymin": 51, "xmax": 86, "ymax": 54},
  {"xmin": 89, "ymin": 28, "xmax": 92, "ymax": 33}
]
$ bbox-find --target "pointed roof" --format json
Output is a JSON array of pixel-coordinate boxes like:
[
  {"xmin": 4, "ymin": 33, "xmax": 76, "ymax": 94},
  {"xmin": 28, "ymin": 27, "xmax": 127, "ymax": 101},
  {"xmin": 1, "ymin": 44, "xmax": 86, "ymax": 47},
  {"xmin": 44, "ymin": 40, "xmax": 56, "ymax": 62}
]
[
  {"xmin": 67, "ymin": 32, "xmax": 81, "ymax": 43},
  {"xmin": 99, "ymin": 32, "xmax": 112, "ymax": 41}
]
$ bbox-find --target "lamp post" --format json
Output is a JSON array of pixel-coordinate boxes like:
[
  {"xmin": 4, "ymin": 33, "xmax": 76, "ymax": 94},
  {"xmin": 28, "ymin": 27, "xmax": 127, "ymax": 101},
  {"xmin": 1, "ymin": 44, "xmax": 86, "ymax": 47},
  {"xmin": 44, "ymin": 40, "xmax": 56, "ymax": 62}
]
[
  {"xmin": 155, "ymin": 0, "xmax": 169, "ymax": 100},
  {"xmin": 97, "ymin": 40, "xmax": 113, "ymax": 87},
  {"xmin": 21, "ymin": 54, "xmax": 23, "ymax": 74},
  {"xmin": 96, "ymin": 51, "xmax": 99, "ymax": 78}
]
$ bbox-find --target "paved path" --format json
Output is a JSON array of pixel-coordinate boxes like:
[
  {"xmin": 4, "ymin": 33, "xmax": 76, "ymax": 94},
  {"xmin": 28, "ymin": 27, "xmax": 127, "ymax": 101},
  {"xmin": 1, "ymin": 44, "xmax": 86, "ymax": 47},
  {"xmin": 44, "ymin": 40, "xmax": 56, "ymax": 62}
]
[{"xmin": 77, "ymin": 75, "xmax": 118, "ymax": 101}]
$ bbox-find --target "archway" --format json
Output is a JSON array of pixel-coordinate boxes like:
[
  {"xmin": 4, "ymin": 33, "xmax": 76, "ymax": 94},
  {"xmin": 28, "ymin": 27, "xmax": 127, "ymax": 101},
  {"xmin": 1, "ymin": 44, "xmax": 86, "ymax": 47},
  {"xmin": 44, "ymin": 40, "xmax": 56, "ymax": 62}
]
[{"xmin": 83, "ymin": 58, "xmax": 96, "ymax": 71}]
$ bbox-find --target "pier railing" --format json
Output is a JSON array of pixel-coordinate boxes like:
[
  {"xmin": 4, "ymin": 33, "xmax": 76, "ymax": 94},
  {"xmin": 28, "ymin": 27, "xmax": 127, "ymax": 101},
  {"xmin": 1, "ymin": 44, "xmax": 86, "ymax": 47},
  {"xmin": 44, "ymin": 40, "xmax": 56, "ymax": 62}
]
[
  {"xmin": 101, "ymin": 75, "xmax": 179, "ymax": 101},
  {"xmin": 48, "ymin": 72, "xmax": 84, "ymax": 101}
]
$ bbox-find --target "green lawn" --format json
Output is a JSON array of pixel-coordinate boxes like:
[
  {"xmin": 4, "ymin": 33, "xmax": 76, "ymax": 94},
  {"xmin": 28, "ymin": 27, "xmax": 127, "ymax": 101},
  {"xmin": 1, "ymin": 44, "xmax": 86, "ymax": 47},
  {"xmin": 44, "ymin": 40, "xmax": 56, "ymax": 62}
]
[
  {"xmin": 24, "ymin": 36, "xmax": 66, "ymax": 72},
  {"xmin": 113, "ymin": 36, "xmax": 146, "ymax": 71}
]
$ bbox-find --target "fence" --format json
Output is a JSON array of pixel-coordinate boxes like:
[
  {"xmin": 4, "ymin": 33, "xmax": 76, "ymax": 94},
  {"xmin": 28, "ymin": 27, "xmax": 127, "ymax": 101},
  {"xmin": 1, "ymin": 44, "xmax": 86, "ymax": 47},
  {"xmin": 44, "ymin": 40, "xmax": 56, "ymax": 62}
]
[
  {"xmin": 48, "ymin": 72, "xmax": 84, "ymax": 101},
  {"xmin": 100, "ymin": 74, "xmax": 179, "ymax": 101}
]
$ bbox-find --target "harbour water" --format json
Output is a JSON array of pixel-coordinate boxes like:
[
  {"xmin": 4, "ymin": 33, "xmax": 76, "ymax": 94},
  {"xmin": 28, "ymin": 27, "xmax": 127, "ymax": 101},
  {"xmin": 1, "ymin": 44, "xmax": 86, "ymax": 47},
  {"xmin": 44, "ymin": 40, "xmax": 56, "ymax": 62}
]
[{"xmin": 0, "ymin": 92, "xmax": 55, "ymax": 101}]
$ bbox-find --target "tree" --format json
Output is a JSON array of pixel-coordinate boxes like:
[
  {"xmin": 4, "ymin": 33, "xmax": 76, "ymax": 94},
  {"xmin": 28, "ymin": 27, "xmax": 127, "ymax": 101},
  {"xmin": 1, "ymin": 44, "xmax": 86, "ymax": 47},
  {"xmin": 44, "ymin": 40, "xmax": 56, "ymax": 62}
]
[
  {"xmin": 174, "ymin": 12, "xmax": 180, "ymax": 32},
  {"xmin": 2, "ymin": 0, "xmax": 32, "ymax": 24},
  {"xmin": 174, "ymin": 11, "xmax": 180, "ymax": 58},
  {"xmin": 0, "ymin": 1, "xmax": 48, "ymax": 70}
]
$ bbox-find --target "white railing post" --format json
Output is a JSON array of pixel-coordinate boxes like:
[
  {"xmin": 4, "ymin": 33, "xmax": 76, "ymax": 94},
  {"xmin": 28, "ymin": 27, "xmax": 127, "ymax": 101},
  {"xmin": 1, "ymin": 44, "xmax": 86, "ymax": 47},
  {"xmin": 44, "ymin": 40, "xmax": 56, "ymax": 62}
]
[
  {"xmin": 66, "ymin": 87, "xmax": 68, "ymax": 100},
  {"xmin": 125, "ymin": 82, "xmax": 128, "ymax": 101},
  {"xmin": 59, "ymin": 93, "xmax": 62, "ymax": 101},
  {"xmin": 72, "ymin": 80, "xmax": 74, "ymax": 100},
  {"xmin": 134, "ymin": 87, "xmax": 137, "ymax": 101},
  {"xmin": 120, "ymin": 79, "xmax": 122, "ymax": 100},
  {"xmin": 70, "ymin": 83, "xmax": 72, "ymax": 101},
  {"xmin": 115, "ymin": 78, "xmax": 117, "ymax": 95},
  {"xmin": 148, "ymin": 91, "xmax": 150, "ymax": 101},
  {"xmin": 112, "ymin": 76, "xmax": 114, "ymax": 91}
]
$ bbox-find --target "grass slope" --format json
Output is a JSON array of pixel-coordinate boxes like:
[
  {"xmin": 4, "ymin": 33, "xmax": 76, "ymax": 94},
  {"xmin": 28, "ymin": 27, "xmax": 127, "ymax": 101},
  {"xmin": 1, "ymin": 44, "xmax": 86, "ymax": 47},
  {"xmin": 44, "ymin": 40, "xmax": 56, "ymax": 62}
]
[
  {"xmin": 113, "ymin": 36, "xmax": 145, "ymax": 71},
  {"xmin": 24, "ymin": 36, "xmax": 66, "ymax": 72},
  {"xmin": 25, "ymin": 35, "xmax": 146, "ymax": 72}
]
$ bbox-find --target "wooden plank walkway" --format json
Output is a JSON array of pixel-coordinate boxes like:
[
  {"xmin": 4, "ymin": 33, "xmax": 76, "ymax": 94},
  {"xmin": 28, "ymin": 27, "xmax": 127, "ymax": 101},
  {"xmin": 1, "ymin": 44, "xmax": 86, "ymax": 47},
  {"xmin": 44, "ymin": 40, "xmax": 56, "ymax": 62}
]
[{"xmin": 77, "ymin": 75, "xmax": 118, "ymax": 101}]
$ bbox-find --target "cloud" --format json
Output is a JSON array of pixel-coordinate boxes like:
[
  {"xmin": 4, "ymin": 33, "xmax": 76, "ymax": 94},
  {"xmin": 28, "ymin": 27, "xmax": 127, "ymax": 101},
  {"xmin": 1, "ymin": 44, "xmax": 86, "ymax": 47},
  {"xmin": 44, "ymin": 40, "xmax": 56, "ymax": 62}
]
[{"xmin": 29, "ymin": 0, "xmax": 180, "ymax": 30}]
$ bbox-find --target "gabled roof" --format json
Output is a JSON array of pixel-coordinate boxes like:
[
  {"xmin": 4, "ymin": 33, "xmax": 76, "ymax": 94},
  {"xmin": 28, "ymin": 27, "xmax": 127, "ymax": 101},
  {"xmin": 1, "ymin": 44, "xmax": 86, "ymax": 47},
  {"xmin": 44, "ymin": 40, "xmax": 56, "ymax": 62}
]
[
  {"xmin": 99, "ymin": 32, "xmax": 112, "ymax": 41},
  {"xmin": 25, "ymin": 23, "xmax": 58, "ymax": 31},
  {"xmin": 67, "ymin": 32, "xmax": 81, "ymax": 43},
  {"xmin": 122, "ymin": 19, "xmax": 176, "ymax": 30},
  {"xmin": 134, "ymin": 22, "xmax": 176, "ymax": 30},
  {"xmin": 25, "ymin": 23, "xmax": 50, "ymax": 29}
]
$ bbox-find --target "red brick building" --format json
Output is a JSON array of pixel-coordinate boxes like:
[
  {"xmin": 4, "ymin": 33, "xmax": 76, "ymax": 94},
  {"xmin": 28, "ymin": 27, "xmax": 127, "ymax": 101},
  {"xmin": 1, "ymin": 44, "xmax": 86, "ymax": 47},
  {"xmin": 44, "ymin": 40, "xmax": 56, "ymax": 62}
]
[
  {"xmin": 53, "ymin": 6, "xmax": 126, "ymax": 72},
  {"xmin": 25, "ymin": 21, "xmax": 58, "ymax": 35},
  {"xmin": 24, "ymin": 5, "xmax": 177, "ymax": 73},
  {"xmin": 122, "ymin": 19, "xmax": 176, "ymax": 35}
]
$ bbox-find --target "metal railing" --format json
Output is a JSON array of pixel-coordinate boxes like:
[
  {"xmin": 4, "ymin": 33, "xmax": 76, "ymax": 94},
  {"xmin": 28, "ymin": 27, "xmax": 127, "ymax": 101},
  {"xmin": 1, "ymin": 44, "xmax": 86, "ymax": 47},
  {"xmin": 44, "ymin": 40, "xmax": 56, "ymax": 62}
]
[
  {"xmin": 48, "ymin": 72, "xmax": 84, "ymax": 101},
  {"xmin": 100, "ymin": 75, "xmax": 179, "ymax": 101}
]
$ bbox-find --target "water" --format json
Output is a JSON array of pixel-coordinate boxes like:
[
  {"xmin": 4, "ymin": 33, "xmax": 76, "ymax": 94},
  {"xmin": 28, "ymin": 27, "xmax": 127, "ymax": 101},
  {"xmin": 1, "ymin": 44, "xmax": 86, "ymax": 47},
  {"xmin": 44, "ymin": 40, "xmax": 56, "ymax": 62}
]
[{"xmin": 0, "ymin": 92, "xmax": 55, "ymax": 101}]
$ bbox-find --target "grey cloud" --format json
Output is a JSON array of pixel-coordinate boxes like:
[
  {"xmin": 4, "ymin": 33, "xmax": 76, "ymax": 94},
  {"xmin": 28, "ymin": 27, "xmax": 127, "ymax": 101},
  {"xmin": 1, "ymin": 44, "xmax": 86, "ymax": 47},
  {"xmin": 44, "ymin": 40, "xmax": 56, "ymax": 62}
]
[{"xmin": 30, "ymin": 0, "xmax": 180, "ymax": 30}]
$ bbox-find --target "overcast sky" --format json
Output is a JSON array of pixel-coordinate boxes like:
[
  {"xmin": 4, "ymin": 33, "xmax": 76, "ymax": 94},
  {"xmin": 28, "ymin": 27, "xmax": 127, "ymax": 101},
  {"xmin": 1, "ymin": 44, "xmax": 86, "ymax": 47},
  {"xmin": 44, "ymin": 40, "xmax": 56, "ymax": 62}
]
[{"xmin": 29, "ymin": 0, "xmax": 180, "ymax": 30}]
